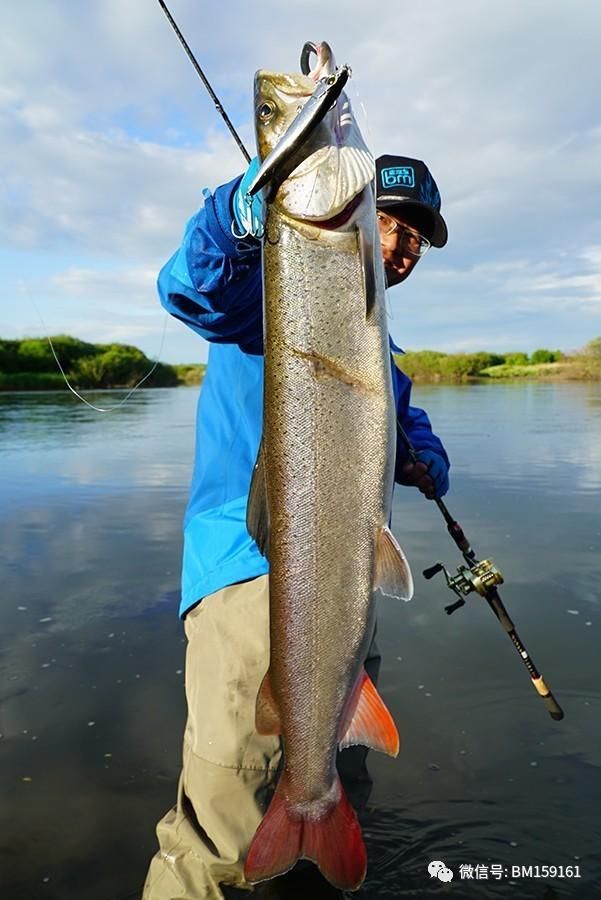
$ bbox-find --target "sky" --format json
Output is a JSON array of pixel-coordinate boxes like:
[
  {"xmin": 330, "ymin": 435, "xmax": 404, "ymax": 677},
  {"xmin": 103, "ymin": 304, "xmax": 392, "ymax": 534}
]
[{"xmin": 1, "ymin": 0, "xmax": 600, "ymax": 364}]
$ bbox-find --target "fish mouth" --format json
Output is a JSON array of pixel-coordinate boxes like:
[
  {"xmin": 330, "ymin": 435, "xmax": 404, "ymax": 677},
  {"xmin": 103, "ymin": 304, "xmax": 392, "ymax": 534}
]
[{"xmin": 305, "ymin": 189, "xmax": 365, "ymax": 230}]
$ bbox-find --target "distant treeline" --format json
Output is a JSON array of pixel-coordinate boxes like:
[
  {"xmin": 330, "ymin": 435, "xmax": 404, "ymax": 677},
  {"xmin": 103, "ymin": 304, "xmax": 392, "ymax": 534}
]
[
  {"xmin": 2, "ymin": 335, "xmax": 601, "ymax": 391},
  {"xmin": 0, "ymin": 336, "xmax": 206, "ymax": 391},
  {"xmin": 398, "ymin": 338, "xmax": 601, "ymax": 382}
]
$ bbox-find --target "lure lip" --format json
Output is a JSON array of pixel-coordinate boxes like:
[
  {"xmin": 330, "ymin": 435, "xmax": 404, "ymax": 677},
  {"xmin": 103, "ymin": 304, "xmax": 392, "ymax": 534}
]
[{"xmin": 246, "ymin": 64, "xmax": 351, "ymax": 202}]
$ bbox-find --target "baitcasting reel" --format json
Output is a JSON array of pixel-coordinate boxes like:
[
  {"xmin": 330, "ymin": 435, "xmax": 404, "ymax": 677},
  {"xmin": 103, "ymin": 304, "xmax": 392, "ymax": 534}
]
[{"xmin": 423, "ymin": 558, "xmax": 504, "ymax": 615}]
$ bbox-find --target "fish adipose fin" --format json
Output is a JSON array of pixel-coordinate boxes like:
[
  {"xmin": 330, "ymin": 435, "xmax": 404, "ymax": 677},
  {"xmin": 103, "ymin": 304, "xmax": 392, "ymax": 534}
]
[
  {"xmin": 374, "ymin": 525, "xmax": 414, "ymax": 601},
  {"xmin": 247, "ymin": 440, "xmax": 270, "ymax": 558},
  {"xmin": 255, "ymin": 671, "xmax": 281, "ymax": 735},
  {"xmin": 339, "ymin": 670, "xmax": 400, "ymax": 757},
  {"xmin": 244, "ymin": 774, "xmax": 367, "ymax": 890}
]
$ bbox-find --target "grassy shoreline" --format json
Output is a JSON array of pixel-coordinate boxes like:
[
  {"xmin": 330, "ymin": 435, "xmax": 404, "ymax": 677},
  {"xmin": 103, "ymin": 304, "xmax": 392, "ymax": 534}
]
[{"xmin": 396, "ymin": 350, "xmax": 601, "ymax": 383}]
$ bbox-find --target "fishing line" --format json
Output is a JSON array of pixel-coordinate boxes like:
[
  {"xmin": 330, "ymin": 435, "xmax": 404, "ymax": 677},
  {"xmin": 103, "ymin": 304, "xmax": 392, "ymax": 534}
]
[
  {"xmin": 1, "ymin": 165, "xmax": 171, "ymax": 414},
  {"xmin": 345, "ymin": 81, "xmax": 396, "ymax": 321},
  {"xmin": 16, "ymin": 276, "xmax": 170, "ymax": 414},
  {"xmin": 347, "ymin": 79, "xmax": 374, "ymax": 154}
]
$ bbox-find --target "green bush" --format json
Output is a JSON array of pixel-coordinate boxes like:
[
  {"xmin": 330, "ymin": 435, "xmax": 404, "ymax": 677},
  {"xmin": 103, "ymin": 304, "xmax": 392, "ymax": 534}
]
[
  {"xmin": 73, "ymin": 345, "xmax": 148, "ymax": 388},
  {"xmin": 0, "ymin": 335, "xmax": 194, "ymax": 390},
  {"xmin": 398, "ymin": 350, "xmax": 506, "ymax": 381},
  {"xmin": 145, "ymin": 362, "xmax": 179, "ymax": 388},
  {"xmin": 6, "ymin": 335, "xmax": 98, "ymax": 374},
  {"xmin": 17, "ymin": 339, "xmax": 56, "ymax": 372},
  {"xmin": 73, "ymin": 346, "xmax": 179, "ymax": 388},
  {"xmin": 437, "ymin": 352, "xmax": 504, "ymax": 379},
  {"xmin": 0, "ymin": 340, "xmax": 21, "ymax": 373},
  {"xmin": 503, "ymin": 352, "xmax": 530, "ymax": 366},
  {"xmin": 174, "ymin": 364, "xmax": 206, "ymax": 386},
  {"xmin": 395, "ymin": 350, "xmax": 446, "ymax": 380},
  {"xmin": 530, "ymin": 348, "xmax": 563, "ymax": 364},
  {"xmin": 0, "ymin": 371, "xmax": 67, "ymax": 390}
]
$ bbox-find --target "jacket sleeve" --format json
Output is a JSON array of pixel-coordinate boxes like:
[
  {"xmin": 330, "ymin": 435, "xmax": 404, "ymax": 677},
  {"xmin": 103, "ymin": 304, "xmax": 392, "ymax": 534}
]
[
  {"xmin": 157, "ymin": 175, "xmax": 264, "ymax": 355},
  {"xmin": 392, "ymin": 361, "xmax": 450, "ymax": 483}
]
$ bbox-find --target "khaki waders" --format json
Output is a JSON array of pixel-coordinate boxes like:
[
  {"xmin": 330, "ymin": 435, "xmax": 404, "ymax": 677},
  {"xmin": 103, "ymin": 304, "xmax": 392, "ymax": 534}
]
[{"xmin": 143, "ymin": 575, "xmax": 380, "ymax": 900}]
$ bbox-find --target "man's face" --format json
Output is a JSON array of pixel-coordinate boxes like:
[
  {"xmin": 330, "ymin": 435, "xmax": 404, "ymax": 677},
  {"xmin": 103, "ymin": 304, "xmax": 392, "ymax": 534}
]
[{"xmin": 376, "ymin": 209, "xmax": 429, "ymax": 287}]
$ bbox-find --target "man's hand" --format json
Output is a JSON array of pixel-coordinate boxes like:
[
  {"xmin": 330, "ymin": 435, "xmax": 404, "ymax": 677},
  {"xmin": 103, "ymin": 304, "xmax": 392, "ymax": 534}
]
[
  {"xmin": 399, "ymin": 449, "xmax": 449, "ymax": 500},
  {"xmin": 232, "ymin": 157, "xmax": 264, "ymax": 239}
]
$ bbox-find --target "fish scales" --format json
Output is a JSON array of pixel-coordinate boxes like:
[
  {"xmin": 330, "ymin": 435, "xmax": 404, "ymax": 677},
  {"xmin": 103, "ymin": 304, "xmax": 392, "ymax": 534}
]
[{"xmin": 263, "ymin": 209, "xmax": 396, "ymax": 797}]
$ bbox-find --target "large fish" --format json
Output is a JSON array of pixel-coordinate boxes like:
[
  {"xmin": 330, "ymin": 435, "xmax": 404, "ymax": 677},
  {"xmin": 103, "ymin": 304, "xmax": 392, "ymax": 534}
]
[{"xmin": 244, "ymin": 42, "xmax": 413, "ymax": 892}]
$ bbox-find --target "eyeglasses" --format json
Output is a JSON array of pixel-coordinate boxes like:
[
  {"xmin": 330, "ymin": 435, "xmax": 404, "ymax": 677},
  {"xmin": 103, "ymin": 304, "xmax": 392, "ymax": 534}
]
[{"xmin": 376, "ymin": 211, "xmax": 431, "ymax": 258}]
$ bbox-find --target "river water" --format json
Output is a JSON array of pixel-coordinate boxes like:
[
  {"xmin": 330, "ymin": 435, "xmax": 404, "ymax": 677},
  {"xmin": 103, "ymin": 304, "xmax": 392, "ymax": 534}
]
[{"xmin": 1, "ymin": 382, "xmax": 600, "ymax": 899}]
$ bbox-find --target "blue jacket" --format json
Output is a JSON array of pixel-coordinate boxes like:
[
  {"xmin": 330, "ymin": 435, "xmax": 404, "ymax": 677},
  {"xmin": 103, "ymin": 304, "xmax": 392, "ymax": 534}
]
[{"xmin": 159, "ymin": 175, "xmax": 450, "ymax": 617}]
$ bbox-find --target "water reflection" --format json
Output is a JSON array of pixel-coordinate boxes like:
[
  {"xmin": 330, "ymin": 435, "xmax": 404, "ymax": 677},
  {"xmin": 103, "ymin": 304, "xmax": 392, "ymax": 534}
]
[
  {"xmin": 0, "ymin": 388, "xmax": 197, "ymax": 501},
  {"xmin": 416, "ymin": 381, "xmax": 601, "ymax": 493},
  {"xmin": 1, "ymin": 385, "xmax": 600, "ymax": 898}
]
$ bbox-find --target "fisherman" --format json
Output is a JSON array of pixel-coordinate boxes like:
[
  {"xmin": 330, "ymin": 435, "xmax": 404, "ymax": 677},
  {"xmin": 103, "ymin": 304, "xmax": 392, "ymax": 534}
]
[{"xmin": 143, "ymin": 154, "xmax": 450, "ymax": 899}]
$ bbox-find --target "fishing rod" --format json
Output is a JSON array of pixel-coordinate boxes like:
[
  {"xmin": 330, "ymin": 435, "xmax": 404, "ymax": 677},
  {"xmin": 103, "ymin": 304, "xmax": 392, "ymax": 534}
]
[
  {"xmin": 156, "ymin": 0, "xmax": 251, "ymax": 163},
  {"xmin": 157, "ymin": 2, "xmax": 564, "ymax": 721},
  {"xmin": 397, "ymin": 421, "xmax": 564, "ymax": 722}
]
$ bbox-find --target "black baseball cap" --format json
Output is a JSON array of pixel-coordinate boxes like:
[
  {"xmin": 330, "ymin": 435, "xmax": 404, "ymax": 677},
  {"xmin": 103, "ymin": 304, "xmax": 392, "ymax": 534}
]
[{"xmin": 375, "ymin": 155, "xmax": 448, "ymax": 248}]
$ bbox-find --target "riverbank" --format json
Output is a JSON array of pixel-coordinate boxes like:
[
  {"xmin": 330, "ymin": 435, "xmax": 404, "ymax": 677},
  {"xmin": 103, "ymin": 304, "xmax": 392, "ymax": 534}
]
[
  {"xmin": 397, "ymin": 349, "xmax": 601, "ymax": 383},
  {"xmin": 0, "ymin": 336, "xmax": 205, "ymax": 391}
]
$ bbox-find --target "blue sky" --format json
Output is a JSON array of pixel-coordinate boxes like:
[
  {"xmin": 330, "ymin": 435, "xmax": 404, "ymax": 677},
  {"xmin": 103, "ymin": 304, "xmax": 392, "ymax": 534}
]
[{"xmin": 2, "ymin": 0, "xmax": 600, "ymax": 364}]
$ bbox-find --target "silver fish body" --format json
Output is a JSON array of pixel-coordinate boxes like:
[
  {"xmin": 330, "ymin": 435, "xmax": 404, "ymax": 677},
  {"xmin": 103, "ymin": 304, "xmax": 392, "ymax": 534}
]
[{"xmin": 245, "ymin": 46, "xmax": 412, "ymax": 892}]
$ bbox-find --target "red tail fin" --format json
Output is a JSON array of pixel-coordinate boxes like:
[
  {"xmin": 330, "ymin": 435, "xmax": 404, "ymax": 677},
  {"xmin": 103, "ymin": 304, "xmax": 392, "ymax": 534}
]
[{"xmin": 244, "ymin": 775, "xmax": 367, "ymax": 890}]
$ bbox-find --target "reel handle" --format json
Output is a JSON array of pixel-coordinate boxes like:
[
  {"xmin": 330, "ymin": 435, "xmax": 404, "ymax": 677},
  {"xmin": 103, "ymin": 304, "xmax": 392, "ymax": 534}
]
[{"xmin": 423, "ymin": 563, "xmax": 444, "ymax": 580}]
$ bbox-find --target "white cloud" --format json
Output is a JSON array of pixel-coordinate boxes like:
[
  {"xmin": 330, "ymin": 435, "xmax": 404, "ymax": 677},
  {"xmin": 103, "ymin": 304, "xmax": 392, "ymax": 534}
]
[
  {"xmin": 0, "ymin": 93, "xmax": 242, "ymax": 258},
  {"xmin": 50, "ymin": 267, "xmax": 157, "ymax": 308},
  {"xmin": 2, "ymin": 0, "xmax": 601, "ymax": 360}
]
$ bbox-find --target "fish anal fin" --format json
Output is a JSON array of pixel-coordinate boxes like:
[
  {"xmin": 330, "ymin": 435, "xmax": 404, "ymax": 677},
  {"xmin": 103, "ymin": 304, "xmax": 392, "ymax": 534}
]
[
  {"xmin": 247, "ymin": 440, "xmax": 269, "ymax": 559},
  {"xmin": 339, "ymin": 670, "xmax": 400, "ymax": 757},
  {"xmin": 374, "ymin": 525, "xmax": 414, "ymax": 600},
  {"xmin": 255, "ymin": 671, "xmax": 281, "ymax": 736}
]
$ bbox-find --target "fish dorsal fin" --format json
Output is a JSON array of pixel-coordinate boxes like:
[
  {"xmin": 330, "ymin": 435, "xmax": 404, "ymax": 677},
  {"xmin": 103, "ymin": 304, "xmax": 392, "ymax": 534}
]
[
  {"xmin": 373, "ymin": 525, "xmax": 414, "ymax": 600},
  {"xmin": 246, "ymin": 440, "xmax": 270, "ymax": 559},
  {"xmin": 255, "ymin": 671, "xmax": 281, "ymax": 735},
  {"xmin": 339, "ymin": 670, "xmax": 400, "ymax": 757}
]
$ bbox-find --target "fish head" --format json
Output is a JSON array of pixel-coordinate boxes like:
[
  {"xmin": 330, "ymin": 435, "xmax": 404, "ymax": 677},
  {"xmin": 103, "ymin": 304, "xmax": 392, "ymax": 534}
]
[
  {"xmin": 254, "ymin": 44, "xmax": 375, "ymax": 228},
  {"xmin": 253, "ymin": 70, "xmax": 316, "ymax": 171}
]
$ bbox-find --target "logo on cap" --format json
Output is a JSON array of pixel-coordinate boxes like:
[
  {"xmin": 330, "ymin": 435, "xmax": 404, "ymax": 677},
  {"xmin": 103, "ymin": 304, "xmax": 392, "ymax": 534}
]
[{"xmin": 381, "ymin": 166, "xmax": 415, "ymax": 190}]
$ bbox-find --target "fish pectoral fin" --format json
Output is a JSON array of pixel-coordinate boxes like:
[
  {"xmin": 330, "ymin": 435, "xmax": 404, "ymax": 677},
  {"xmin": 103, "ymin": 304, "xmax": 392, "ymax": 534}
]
[
  {"xmin": 255, "ymin": 671, "xmax": 281, "ymax": 735},
  {"xmin": 246, "ymin": 440, "xmax": 270, "ymax": 559},
  {"xmin": 339, "ymin": 670, "xmax": 400, "ymax": 757},
  {"xmin": 373, "ymin": 525, "xmax": 414, "ymax": 601},
  {"xmin": 358, "ymin": 223, "xmax": 377, "ymax": 317}
]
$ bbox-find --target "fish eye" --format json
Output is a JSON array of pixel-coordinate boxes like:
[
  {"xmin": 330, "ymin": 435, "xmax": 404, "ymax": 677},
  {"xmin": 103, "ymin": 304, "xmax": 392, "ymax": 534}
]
[{"xmin": 257, "ymin": 101, "xmax": 276, "ymax": 122}]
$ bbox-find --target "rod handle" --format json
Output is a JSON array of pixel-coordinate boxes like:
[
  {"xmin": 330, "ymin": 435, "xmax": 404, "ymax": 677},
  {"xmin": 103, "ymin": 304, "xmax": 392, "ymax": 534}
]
[
  {"xmin": 531, "ymin": 675, "xmax": 564, "ymax": 720},
  {"xmin": 545, "ymin": 696, "xmax": 565, "ymax": 721}
]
